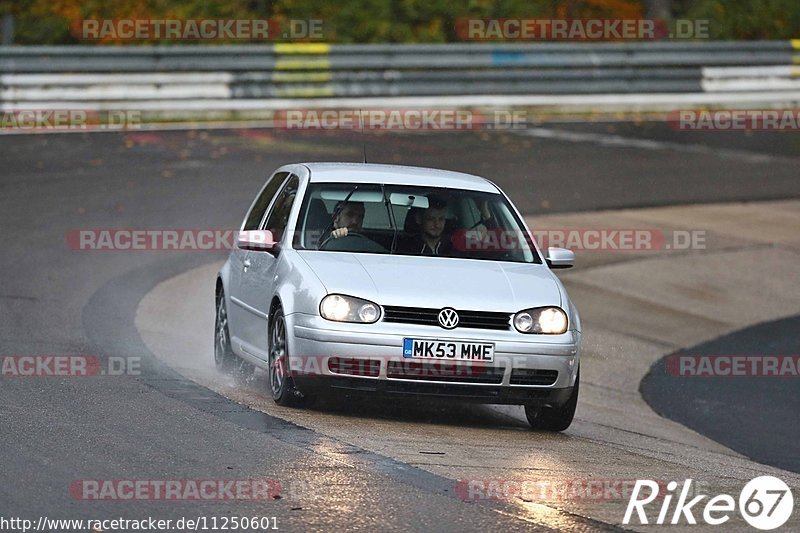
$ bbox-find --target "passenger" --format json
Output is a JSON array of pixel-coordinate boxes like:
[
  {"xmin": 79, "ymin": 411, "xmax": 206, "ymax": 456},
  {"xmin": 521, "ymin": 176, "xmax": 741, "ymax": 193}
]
[
  {"xmin": 400, "ymin": 196, "xmax": 454, "ymax": 256},
  {"xmin": 400, "ymin": 197, "xmax": 499, "ymax": 257}
]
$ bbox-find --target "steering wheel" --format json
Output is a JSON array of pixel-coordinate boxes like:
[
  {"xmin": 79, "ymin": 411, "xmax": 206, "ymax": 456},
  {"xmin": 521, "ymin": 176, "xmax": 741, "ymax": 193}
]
[{"xmin": 317, "ymin": 231, "xmax": 368, "ymax": 251}]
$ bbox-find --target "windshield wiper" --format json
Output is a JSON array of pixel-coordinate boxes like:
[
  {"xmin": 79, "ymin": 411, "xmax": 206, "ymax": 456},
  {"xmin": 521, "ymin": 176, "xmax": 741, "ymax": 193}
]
[
  {"xmin": 317, "ymin": 185, "xmax": 359, "ymax": 250},
  {"xmin": 380, "ymin": 184, "xmax": 399, "ymax": 254}
]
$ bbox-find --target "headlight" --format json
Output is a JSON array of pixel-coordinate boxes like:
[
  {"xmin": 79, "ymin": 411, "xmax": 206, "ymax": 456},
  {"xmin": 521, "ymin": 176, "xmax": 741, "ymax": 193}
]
[
  {"xmin": 513, "ymin": 307, "xmax": 568, "ymax": 334},
  {"xmin": 320, "ymin": 294, "xmax": 380, "ymax": 323}
]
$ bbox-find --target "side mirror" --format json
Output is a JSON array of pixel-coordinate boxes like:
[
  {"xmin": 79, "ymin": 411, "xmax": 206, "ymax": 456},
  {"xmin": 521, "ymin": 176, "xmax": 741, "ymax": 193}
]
[
  {"xmin": 546, "ymin": 247, "xmax": 575, "ymax": 269},
  {"xmin": 238, "ymin": 230, "xmax": 278, "ymax": 252}
]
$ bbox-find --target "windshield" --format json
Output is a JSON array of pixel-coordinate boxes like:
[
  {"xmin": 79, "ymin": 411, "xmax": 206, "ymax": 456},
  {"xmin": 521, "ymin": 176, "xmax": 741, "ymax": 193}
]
[{"xmin": 292, "ymin": 183, "xmax": 541, "ymax": 264}]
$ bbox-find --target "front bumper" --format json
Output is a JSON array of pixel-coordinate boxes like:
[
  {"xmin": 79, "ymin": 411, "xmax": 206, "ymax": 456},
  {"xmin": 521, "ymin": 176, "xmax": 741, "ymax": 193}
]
[
  {"xmin": 293, "ymin": 375, "xmax": 576, "ymax": 406},
  {"xmin": 286, "ymin": 313, "xmax": 580, "ymax": 405}
]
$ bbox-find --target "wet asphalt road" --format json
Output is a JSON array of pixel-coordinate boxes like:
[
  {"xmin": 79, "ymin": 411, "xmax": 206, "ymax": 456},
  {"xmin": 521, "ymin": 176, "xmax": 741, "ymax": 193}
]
[
  {"xmin": 642, "ymin": 314, "xmax": 800, "ymax": 474},
  {"xmin": 0, "ymin": 124, "xmax": 798, "ymax": 530}
]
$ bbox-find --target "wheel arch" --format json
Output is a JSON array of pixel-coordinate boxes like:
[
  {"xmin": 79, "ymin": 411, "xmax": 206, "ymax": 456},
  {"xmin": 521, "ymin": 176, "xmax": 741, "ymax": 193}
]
[
  {"xmin": 216, "ymin": 259, "xmax": 231, "ymax": 298},
  {"xmin": 267, "ymin": 295, "xmax": 283, "ymax": 329}
]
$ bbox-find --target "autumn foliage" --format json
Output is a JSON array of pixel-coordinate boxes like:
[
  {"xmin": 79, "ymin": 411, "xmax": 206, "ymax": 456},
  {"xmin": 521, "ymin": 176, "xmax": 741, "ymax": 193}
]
[{"xmin": 0, "ymin": 0, "xmax": 795, "ymax": 43}]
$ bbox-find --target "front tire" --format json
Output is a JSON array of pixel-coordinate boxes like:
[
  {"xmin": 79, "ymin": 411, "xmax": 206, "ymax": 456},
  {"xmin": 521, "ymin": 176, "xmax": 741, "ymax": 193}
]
[
  {"xmin": 268, "ymin": 306, "xmax": 305, "ymax": 406},
  {"xmin": 525, "ymin": 370, "xmax": 579, "ymax": 432}
]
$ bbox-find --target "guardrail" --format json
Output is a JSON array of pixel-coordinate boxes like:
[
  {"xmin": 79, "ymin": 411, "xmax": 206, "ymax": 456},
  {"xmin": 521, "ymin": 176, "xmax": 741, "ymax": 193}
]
[{"xmin": 1, "ymin": 42, "xmax": 799, "ymax": 114}]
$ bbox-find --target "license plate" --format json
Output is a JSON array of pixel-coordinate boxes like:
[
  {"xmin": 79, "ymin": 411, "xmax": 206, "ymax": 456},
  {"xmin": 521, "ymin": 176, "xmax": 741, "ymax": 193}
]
[{"xmin": 402, "ymin": 338, "xmax": 494, "ymax": 362}]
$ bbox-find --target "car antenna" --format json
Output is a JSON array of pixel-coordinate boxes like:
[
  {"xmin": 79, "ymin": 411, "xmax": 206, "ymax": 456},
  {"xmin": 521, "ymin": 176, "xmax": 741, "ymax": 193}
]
[{"xmin": 359, "ymin": 109, "xmax": 367, "ymax": 163}]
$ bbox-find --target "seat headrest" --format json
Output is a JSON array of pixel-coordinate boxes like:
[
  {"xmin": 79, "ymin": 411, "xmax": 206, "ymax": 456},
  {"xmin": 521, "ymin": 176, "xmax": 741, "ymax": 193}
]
[
  {"xmin": 404, "ymin": 207, "xmax": 422, "ymax": 233},
  {"xmin": 304, "ymin": 198, "xmax": 331, "ymax": 247}
]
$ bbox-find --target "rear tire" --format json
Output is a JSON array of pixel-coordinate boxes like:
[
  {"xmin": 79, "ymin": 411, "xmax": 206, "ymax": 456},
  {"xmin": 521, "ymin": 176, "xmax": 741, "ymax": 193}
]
[
  {"xmin": 525, "ymin": 370, "xmax": 579, "ymax": 432},
  {"xmin": 215, "ymin": 289, "xmax": 255, "ymax": 380},
  {"xmin": 214, "ymin": 290, "xmax": 236, "ymax": 372}
]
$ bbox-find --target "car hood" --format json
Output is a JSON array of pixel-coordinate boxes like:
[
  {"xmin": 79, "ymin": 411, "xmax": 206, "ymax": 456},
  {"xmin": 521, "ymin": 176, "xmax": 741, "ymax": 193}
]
[{"xmin": 296, "ymin": 251, "xmax": 561, "ymax": 312}]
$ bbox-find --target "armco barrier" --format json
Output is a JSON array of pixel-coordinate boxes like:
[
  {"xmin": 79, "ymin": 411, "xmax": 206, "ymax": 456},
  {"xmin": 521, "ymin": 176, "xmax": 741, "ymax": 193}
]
[{"xmin": 0, "ymin": 41, "xmax": 799, "ymax": 113}]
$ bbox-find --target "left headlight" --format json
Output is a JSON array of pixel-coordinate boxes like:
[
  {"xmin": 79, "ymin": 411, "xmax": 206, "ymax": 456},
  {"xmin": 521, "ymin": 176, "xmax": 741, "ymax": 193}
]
[
  {"xmin": 320, "ymin": 294, "xmax": 380, "ymax": 323},
  {"xmin": 513, "ymin": 307, "xmax": 568, "ymax": 334}
]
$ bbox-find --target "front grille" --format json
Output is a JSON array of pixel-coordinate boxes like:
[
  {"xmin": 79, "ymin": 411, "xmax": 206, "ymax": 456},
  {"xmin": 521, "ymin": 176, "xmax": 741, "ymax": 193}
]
[
  {"xmin": 382, "ymin": 306, "xmax": 511, "ymax": 330},
  {"xmin": 387, "ymin": 360, "xmax": 504, "ymax": 384},
  {"xmin": 509, "ymin": 369, "xmax": 559, "ymax": 386}
]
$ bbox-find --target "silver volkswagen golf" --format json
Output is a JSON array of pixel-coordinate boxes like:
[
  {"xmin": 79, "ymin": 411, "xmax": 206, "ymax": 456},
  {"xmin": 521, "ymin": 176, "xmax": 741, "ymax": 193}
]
[{"xmin": 215, "ymin": 163, "xmax": 581, "ymax": 431}]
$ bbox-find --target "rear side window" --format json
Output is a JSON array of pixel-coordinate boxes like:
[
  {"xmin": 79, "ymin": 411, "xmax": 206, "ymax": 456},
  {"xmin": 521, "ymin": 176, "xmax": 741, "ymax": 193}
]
[{"xmin": 242, "ymin": 172, "xmax": 288, "ymax": 230}]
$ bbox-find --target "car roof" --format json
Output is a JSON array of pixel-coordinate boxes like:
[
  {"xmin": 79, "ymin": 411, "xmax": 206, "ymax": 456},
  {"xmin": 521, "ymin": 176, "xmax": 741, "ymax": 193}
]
[{"xmin": 301, "ymin": 163, "xmax": 500, "ymax": 193}]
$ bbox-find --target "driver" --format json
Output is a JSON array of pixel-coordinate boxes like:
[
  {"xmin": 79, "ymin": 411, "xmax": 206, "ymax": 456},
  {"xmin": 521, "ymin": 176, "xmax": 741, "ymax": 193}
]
[{"xmin": 330, "ymin": 201, "xmax": 365, "ymax": 239}]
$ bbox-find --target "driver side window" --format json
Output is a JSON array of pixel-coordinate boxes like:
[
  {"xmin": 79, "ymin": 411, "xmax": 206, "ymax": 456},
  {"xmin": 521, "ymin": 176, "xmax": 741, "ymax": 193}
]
[
  {"xmin": 242, "ymin": 172, "xmax": 288, "ymax": 231},
  {"xmin": 263, "ymin": 175, "xmax": 300, "ymax": 243}
]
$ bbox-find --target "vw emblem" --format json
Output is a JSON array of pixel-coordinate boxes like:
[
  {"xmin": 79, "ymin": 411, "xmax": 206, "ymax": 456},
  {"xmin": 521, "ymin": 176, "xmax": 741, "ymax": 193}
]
[{"xmin": 438, "ymin": 308, "xmax": 459, "ymax": 329}]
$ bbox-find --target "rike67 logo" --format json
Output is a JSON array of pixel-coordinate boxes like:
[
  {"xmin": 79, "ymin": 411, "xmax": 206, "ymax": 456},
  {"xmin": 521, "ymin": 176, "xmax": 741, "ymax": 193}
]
[{"xmin": 624, "ymin": 477, "xmax": 794, "ymax": 530}]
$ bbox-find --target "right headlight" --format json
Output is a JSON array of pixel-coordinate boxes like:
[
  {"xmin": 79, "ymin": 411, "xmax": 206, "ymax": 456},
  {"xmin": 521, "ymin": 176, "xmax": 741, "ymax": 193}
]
[
  {"xmin": 319, "ymin": 294, "xmax": 380, "ymax": 323},
  {"xmin": 513, "ymin": 307, "xmax": 568, "ymax": 334}
]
